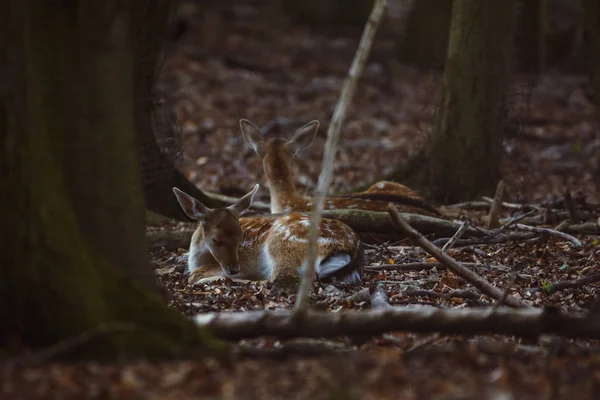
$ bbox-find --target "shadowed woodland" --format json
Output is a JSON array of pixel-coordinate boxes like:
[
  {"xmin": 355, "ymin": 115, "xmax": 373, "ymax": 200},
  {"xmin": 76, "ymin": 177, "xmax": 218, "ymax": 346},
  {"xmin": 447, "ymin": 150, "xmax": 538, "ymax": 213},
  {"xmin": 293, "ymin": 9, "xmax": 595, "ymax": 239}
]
[{"xmin": 2, "ymin": 0, "xmax": 600, "ymax": 398}]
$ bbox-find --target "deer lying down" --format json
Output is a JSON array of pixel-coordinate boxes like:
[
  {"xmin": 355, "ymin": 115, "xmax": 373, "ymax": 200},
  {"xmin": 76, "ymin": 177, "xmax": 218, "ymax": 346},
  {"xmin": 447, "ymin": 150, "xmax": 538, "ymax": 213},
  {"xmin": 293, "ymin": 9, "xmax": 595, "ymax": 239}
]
[
  {"xmin": 172, "ymin": 184, "xmax": 364, "ymax": 285},
  {"xmin": 239, "ymin": 119, "xmax": 442, "ymax": 217}
]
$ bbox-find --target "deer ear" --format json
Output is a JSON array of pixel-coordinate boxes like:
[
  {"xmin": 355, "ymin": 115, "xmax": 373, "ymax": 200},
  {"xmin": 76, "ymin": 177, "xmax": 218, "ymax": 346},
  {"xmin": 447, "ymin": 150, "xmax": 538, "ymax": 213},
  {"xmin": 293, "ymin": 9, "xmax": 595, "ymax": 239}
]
[
  {"xmin": 172, "ymin": 187, "xmax": 210, "ymax": 222},
  {"xmin": 240, "ymin": 119, "xmax": 265, "ymax": 156},
  {"xmin": 287, "ymin": 120, "xmax": 319, "ymax": 155},
  {"xmin": 229, "ymin": 184, "xmax": 259, "ymax": 216}
]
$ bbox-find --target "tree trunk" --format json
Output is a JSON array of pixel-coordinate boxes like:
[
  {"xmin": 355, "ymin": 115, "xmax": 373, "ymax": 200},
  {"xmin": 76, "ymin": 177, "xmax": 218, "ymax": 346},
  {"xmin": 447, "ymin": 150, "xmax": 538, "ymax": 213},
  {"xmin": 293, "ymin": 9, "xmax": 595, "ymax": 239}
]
[
  {"xmin": 583, "ymin": 0, "xmax": 600, "ymax": 108},
  {"xmin": 136, "ymin": 0, "xmax": 222, "ymax": 222},
  {"xmin": 392, "ymin": 0, "xmax": 517, "ymax": 203},
  {"xmin": 582, "ymin": 0, "xmax": 600, "ymax": 186},
  {"xmin": 396, "ymin": 0, "xmax": 453, "ymax": 69},
  {"xmin": 0, "ymin": 0, "xmax": 219, "ymax": 359}
]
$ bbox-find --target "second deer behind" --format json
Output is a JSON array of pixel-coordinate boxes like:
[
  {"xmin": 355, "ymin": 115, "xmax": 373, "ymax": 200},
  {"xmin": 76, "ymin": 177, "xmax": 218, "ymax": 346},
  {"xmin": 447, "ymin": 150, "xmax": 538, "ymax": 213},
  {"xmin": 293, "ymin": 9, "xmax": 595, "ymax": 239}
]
[{"xmin": 239, "ymin": 119, "xmax": 442, "ymax": 217}]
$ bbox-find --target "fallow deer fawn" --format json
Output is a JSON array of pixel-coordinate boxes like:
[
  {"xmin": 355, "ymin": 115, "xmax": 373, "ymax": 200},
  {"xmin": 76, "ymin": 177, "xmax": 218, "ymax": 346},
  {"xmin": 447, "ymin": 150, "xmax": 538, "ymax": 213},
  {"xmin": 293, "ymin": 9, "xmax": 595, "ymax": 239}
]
[
  {"xmin": 172, "ymin": 184, "xmax": 364, "ymax": 284},
  {"xmin": 239, "ymin": 119, "xmax": 442, "ymax": 217}
]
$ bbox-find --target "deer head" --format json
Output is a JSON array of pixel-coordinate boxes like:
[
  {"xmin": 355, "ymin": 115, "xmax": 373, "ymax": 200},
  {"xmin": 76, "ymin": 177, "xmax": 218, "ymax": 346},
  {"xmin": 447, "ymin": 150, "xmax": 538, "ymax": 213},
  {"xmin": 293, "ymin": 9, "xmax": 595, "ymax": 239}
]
[
  {"xmin": 240, "ymin": 119, "xmax": 318, "ymax": 212},
  {"xmin": 172, "ymin": 184, "xmax": 259, "ymax": 275}
]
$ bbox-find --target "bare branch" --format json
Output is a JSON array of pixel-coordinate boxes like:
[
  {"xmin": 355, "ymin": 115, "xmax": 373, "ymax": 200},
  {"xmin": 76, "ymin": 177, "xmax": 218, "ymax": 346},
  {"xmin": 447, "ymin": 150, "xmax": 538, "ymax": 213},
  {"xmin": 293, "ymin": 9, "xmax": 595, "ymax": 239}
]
[
  {"xmin": 388, "ymin": 205, "xmax": 529, "ymax": 308},
  {"xmin": 296, "ymin": 0, "xmax": 388, "ymax": 311},
  {"xmin": 365, "ymin": 261, "xmax": 488, "ymax": 272},
  {"xmin": 515, "ymin": 223, "xmax": 583, "ymax": 248},
  {"xmin": 442, "ymin": 221, "xmax": 470, "ymax": 251},
  {"xmin": 532, "ymin": 273, "xmax": 600, "ymax": 295},
  {"xmin": 194, "ymin": 307, "xmax": 600, "ymax": 341}
]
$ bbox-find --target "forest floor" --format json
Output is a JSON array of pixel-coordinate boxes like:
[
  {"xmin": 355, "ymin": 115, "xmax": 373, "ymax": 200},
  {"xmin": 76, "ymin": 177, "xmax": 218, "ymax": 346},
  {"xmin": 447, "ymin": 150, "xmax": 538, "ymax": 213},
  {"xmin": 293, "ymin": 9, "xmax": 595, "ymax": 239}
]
[{"xmin": 3, "ymin": 2, "xmax": 600, "ymax": 399}]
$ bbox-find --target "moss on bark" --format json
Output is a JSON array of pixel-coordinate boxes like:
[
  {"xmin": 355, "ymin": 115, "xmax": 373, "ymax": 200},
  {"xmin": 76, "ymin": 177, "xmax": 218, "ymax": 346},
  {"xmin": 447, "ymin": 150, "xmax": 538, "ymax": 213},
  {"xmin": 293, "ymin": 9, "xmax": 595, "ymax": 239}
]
[{"xmin": 0, "ymin": 0, "xmax": 222, "ymax": 359}]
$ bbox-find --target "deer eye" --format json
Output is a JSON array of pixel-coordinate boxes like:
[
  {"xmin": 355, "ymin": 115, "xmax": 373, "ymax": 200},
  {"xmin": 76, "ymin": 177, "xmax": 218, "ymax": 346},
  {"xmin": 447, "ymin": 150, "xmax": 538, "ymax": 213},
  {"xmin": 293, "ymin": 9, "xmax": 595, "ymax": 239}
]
[{"xmin": 212, "ymin": 238, "xmax": 223, "ymax": 247}]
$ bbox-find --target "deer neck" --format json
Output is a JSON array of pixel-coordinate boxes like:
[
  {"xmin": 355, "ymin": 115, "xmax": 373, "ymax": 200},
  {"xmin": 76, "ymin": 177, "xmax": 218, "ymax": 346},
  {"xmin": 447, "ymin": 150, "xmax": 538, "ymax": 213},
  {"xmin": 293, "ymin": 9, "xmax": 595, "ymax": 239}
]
[{"xmin": 264, "ymin": 146, "xmax": 301, "ymax": 213}]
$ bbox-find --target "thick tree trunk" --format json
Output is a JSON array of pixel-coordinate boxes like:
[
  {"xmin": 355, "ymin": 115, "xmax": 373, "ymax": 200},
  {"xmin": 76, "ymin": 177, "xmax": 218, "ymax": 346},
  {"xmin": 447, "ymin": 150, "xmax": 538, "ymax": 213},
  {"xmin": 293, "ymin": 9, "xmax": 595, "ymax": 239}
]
[
  {"xmin": 392, "ymin": 0, "xmax": 517, "ymax": 203},
  {"xmin": 0, "ymin": 0, "xmax": 218, "ymax": 358},
  {"xmin": 136, "ymin": 0, "xmax": 222, "ymax": 222}
]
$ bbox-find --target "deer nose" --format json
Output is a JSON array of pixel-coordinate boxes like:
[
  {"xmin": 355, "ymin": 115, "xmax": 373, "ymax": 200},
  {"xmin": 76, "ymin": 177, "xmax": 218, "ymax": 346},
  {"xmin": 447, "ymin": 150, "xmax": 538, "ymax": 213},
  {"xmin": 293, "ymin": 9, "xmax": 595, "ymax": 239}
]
[{"xmin": 227, "ymin": 264, "xmax": 240, "ymax": 275}]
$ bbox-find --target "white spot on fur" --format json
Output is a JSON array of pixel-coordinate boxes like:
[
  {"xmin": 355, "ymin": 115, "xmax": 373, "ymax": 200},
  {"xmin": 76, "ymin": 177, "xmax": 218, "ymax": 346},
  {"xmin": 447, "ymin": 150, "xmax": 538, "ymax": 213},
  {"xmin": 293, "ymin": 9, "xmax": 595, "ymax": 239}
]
[
  {"xmin": 377, "ymin": 182, "xmax": 385, "ymax": 189},
  {"xmin": 260, "ymin": 245, "xmax": 276, "ymax": 279},
  {"xmin": 290, "ymin": 235, "xmax": 308, "ymax": 243},
  {"xmin": 187, "ymin": 247, "xmax": 202, "ymax": 274},
  {"xmin": 318, "ymin": 237, "xmax": 335, "ymax": 245}
]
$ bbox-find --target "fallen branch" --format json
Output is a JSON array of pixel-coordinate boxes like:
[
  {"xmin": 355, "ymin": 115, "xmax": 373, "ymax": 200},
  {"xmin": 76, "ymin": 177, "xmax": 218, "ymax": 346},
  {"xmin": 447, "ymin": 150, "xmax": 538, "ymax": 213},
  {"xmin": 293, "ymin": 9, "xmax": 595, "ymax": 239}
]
[
  {"xmin": 365, "ymin": 262, "xmax": 488, "ymax": 272},
  {"xmin": 532, "ymin": 273, "xmax": 600, "ymax": 295},
  {"xmin": 320, "ymin": 209, "xmax": 485, "ymax": 238},
  {"xmin": 561, "ymin": 221, "xmax": 600, "ymax": 235},
  {"xmin": 297, "ymin": 0, "xmax": 388, "ymax": 310},
  {"xmin": 193, "ymin": 307, "xmax": 600, "ymax": 341},
  {"xmin": 499, "ymin": 210, "xmax": 570, "ymax": 226},
  {"xmin": 445, "ymin": 200, "xmax": 491, "ymax": 210},
  {"xmin": 515, "ymin": 223, "xmax": 583, "ymax": 248},
  {"xmin": 399, "ymin": 289, "xmax": 486, "ymax": 304},
  {"xmin": 433, "ymin": 232, "xmax": 537, "ymax": 248},
  {"xmin": 388, "ymin": 205, "xmax": 529, "ymax": 308},
  {"xmin": 482, "ymin": 196, "xmax": 540, "ymax": 210}
]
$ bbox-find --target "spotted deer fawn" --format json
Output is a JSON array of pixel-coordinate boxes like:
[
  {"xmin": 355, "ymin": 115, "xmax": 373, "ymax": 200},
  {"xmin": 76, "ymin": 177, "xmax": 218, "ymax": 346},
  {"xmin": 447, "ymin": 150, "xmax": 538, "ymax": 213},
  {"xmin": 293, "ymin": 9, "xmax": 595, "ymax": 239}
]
[
  {"xmin": 239, "ymin": 119, "xmax": 442, "ymax": 217},
  {"xmin": 173, "ymin": 184, "xmax": 364, "ymax": 284}
]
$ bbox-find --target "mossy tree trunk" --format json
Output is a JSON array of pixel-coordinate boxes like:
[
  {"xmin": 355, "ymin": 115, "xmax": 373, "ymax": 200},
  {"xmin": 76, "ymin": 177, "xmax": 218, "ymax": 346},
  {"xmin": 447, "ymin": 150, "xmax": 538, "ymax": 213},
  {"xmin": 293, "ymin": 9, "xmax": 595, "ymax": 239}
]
[
  {"xmin": 392, "ymin": 0, "xmax": 517, "ymax": 203},
  {"xmin": 0, "ymin": 0, "xmax": 220, "ymax": 359}
]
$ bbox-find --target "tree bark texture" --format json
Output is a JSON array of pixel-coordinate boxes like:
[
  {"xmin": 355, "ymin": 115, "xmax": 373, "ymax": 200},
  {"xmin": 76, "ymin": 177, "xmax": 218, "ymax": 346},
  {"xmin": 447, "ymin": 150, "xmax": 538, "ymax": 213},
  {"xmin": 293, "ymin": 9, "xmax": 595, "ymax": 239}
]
[
  {"xmin": 0, "ymin": 0, "xmax": 217, "ymax": 358},
  {"xmin": 397, "ymin": 0, "xmax": 518, "ymax": 203}
]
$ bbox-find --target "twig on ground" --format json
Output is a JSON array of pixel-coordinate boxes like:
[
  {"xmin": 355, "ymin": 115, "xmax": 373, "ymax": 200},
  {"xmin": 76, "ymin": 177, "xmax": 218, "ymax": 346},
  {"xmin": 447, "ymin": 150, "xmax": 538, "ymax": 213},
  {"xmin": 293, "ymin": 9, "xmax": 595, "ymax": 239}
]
[
  {"xmin": 296, "ymin": 0, "xmax": 387, "ymax": 311},
  {"xmin": 397, "ymin": 289, "xmax": 487, "ymax": 304},
  {"xmin": 486, "ymin": 180, "xmax": 505, "ymax": 229},
  {"xmin": 365, "ymin": 261, "xmax": 488, "ymax": 273},
  {"xmin": 499, "ymin": 210, "xmax": 570, "ymax": 226},
  {"xmin": 482, "ymin": 196, "xmax": 540, "ymax": 210},
  {"xmin": 498, "ymin": 209, "xmax": 537, "ymax": 232},
  {"xmin": 532, "ymin": 273, "xmax": 600, "ymax": 295},
  {"xmin": 442, "ymin": 221, "xmax": 470, "ymax": 252},
  {"xmin": 433, "ymin": 232, "xmax": 538, "ymax": 248},
  {"xmin": 515, "ymin": 223, "xmax": 583, "ymax": 248},
  {"xmin": 193, "ymin": 307, "xmax": 600, "ymax": 341},
  {"xmin": 388, "ymin": 204, "xmax": 529, "ymax": 308},
  {"xmin": 445, "ymin": 200, "xmax": 491, "ymax": 210}
]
